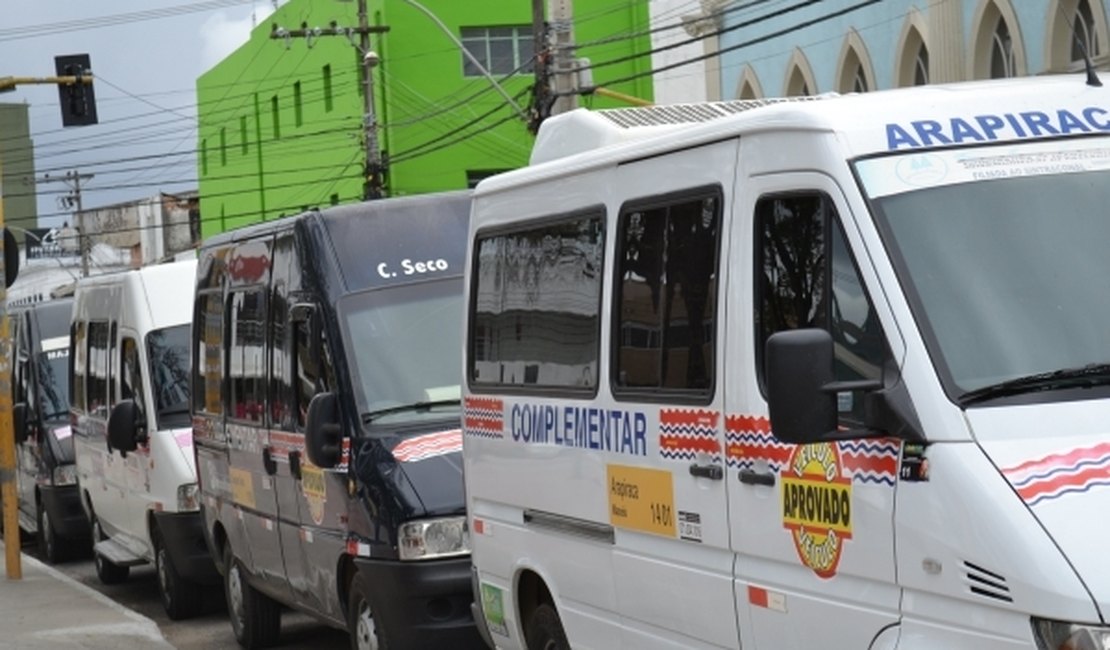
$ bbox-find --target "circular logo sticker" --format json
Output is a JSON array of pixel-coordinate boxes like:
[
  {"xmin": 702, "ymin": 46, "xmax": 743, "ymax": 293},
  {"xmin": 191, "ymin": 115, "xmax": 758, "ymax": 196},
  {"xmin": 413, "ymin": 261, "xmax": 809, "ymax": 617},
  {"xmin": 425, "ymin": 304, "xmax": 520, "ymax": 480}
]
[{"xmin": 780, "ymin": 443, "xmax": 852, "ymax": 578}]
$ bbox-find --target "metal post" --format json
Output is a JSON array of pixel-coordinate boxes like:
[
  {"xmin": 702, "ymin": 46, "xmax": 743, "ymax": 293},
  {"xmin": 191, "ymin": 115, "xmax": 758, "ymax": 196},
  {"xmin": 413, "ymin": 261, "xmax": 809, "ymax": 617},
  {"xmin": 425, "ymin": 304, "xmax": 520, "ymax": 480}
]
[
  {"xmin": 0, "ymin": 157, "xmax": 21, "ymax": 580},
  {"xmin": 73, "ymin": 171, "xmax": 89, "ymax": 278}
]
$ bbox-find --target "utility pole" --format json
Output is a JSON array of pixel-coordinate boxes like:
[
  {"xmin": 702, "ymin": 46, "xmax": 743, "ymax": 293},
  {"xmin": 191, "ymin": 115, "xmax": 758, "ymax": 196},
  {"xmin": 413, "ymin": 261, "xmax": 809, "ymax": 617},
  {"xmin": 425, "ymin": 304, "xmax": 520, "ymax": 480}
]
[
  {"xmin": 271, "ymin": 2, "xmax": 389, "ymax": 200},
  {"xmin": 548, "ymin": 0, "xmax": 578, "ymax": 117},
  {"xmin": 529, "ymin": 0, "xmax": 551, "ymax": 134},
  {"xmin": 38, "ymin": 170, "xmax": 94, "ymax": 278}
]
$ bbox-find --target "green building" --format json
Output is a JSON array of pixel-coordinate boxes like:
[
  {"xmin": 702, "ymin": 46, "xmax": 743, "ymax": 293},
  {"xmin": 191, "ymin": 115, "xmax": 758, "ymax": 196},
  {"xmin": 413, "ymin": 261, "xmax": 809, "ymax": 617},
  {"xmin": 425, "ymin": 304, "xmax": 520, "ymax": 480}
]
[
  {"xmin": 196, "ymin": 0, "xmax": 653, "ymax": 238},
  {"xmin": 0, "ymin": 103, "xmax": 38, "ymax": 240}
]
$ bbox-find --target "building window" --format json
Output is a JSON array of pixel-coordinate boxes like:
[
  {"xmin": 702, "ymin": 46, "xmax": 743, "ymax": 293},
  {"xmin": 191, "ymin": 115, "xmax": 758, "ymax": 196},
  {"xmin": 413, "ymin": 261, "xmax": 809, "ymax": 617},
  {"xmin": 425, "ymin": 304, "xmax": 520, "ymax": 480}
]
[
  {"xmin": 466, "ymin": 169, "xmax": 510, "ymax": 188},
  {"xmin": 271, "ymin": 95, "xmax": 281, "ymax": 139},
  {"xmin": 220, "ymin": 128, "xmax": 227, "ymax": 166},
  {"xmin": 1072, "ymin": 0, "xmax": 1100, "ymax": 62},
  {"xmin": 461, "ymin": 26, "xmax": 534, "ymax": 76},
  {"xmin": 293, "ymin": 80, "xmax": 303, "ymax": 127},
  {"xmin": 990, "ymin": 15, "xmax": 1016, "ymax": 79},
  {"xmin": 614, "ymin": 188, "xmax": 721, "ymax": 396},
  {"xmin": 323, "ymin": 64, "xmax": 333, "ymax": 112},
  {"xmin": 469, "ymin": 211, "xmax": 605, "ymax": 390},
  {"xmin": 239, "ymin": 115, "xmax": 248, "ymax": 154},
  {"xmin": 914, "ymin": 42, "xmax": 929, "ymax": 85}
]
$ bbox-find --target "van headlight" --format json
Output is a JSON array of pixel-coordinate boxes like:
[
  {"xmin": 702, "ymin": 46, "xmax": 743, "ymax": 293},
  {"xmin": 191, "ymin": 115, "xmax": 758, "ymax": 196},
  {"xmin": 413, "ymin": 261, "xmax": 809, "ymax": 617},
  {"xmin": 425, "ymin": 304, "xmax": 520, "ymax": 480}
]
[
  {"xmin": 53, "ymin": 464, "xmax": 77, "ymax": 486},
  {"xmin": 398, "ymin": 516, "xmax": 470, "ymax": 560},
  {"xmin": 177, "ymin": 483, "xmax": 200, "ymax": 511},
  {"xmin": 1033, "ymin": 617, "xmax": 1110, "ymax": 649}
]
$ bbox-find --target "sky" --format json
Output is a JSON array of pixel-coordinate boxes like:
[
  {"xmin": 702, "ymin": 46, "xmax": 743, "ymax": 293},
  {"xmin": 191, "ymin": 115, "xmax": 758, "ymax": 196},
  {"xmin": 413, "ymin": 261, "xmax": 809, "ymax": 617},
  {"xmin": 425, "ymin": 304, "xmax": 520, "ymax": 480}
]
[{"xmin": 0, "ymin": 0, "xmax": 281, "ymax": 230}]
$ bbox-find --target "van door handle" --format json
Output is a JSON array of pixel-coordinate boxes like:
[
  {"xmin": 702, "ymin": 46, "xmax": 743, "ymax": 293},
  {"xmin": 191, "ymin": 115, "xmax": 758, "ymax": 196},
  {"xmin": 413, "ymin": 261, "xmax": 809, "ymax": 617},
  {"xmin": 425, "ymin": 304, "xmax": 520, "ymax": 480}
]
[
  {"xmin": 739, "ymin": 469, "xmax": 776, "ymax": 487},
  {"xmin": 262, "ymin": 447, "xmax": 277, "ymax": 476},
  {"xmin": 689, "ymin": 463, "xmax": 724, "ymax": 480},
  {"xmin": 289, "ymin": 450, "xmax": 302, "ymax": 481}
]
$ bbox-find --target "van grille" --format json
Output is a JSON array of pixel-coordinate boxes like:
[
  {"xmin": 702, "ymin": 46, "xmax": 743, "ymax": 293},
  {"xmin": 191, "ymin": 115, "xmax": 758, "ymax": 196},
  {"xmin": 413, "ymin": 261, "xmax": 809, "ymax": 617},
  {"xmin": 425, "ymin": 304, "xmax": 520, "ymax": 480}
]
[
  {"xmin": 964, "ymin": 561, "xmax": 1013, "ymax": 602},
  {"xmin": 597, "ymin": 96, "xmax": 831, "ymax": 129}
]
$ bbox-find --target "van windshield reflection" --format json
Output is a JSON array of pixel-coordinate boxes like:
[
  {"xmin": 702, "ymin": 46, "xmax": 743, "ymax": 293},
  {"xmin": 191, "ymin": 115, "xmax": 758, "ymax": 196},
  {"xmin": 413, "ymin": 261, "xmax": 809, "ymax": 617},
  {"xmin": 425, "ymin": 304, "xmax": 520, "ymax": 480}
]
[
  {"xmin": 860, "ymin": 143, "xmax": 1110, "ymax": 401},
  {"xmin": 339, "ymin": 278, "xmax": 463, "ymax": 429},
  {"xmin": 147, "ymin": 325, "xmax": 191, "ymax": 429}
]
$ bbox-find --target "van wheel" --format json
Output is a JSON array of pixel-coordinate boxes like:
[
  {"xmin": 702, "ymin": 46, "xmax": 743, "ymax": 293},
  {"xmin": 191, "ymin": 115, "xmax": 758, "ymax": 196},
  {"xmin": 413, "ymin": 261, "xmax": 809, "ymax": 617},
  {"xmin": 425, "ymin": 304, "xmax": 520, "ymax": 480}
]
[
  {"xmin": 224, "ymin": 545, "xmax": 280, "ymax": 649},
  {"xmin": 525, "ymin": 604, "xmax": 569, "ymax": 650},
  {"xmin": 347, "ymin": 572, "xmax": 387, "ymax": 650},
  {"xmin": 91, "ymin": 517, "xmax": 129, "ymax": 585},
  {"xmin": 37, "ymin": 499, "xmax": 65, "ymax": 564},
  {"xmin": 155, "ymin": 529, "xmax": 201, "ymax": 620}
]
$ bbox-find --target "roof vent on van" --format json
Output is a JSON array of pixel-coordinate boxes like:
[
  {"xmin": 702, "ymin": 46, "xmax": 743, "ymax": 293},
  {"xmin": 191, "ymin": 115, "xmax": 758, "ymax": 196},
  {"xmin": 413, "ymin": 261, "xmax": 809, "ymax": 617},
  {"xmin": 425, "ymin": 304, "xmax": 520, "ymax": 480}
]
[
  {"xmin": 963, "ymin": 561, "xmax": 1013, "ymax": 603},
  {"xmin": 529, "ymin": 95, "xmax": 833, "ymax": 165}
]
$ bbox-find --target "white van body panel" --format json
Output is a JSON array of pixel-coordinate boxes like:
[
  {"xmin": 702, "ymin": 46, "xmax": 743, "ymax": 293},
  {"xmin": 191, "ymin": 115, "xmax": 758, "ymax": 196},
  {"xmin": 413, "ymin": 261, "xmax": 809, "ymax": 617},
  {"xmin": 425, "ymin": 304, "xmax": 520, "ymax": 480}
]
[
  {"xmin": 73, "ymin": 259, "xmax": 197, "ymax": 561},
  {"xmin": 465, "ymin": 76, "xmax": 1110, "ymax": 649}
]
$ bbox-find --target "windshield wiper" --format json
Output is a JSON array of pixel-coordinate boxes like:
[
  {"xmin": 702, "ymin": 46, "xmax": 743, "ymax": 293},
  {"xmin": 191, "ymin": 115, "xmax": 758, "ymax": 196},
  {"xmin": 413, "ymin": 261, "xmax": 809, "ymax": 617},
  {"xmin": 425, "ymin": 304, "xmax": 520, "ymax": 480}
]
[
  {"xmin": 959, "ymin": 363, "xmax": 1110, "ymax": 405},
  {"xmin": 361, "ymin": 399, "xmax": 461, "ymax": 423}
]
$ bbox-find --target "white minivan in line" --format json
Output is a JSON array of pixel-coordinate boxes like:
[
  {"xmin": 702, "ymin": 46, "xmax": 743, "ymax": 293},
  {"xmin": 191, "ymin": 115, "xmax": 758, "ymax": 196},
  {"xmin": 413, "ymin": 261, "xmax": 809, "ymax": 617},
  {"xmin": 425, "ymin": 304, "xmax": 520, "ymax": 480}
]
[
  {"xmin": 464, "ymin": 74, "xmax": 1110, "ymax": 650},
  {"xmin": 71, "ymin": 258, "xmax": 218, "ymax": 619}
]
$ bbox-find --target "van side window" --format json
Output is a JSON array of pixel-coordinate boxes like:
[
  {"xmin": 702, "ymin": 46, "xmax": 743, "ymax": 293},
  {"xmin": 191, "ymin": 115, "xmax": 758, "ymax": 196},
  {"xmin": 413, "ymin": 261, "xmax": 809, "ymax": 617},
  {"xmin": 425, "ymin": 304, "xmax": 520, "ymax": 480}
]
[
  {"xmin": 229, "ymin": 290, "xmax": 267, "ymax": 423},
  {"xmin": 614, "ymin": 189, "xmax": 721, "ymax": 396},
  {"xmin": 469, "ymin": 212, "xmax": 605, "ymax": 390},
  {"xmin": 120, "ymin": 337, "xmax": 144, "ymax": 413},
  {"xmin": 270, "ymin": 234, "xmax": 298, "ymax": 431},
  {"xmin": 71, "ymin": 321, "xmax": 86, "ymax": 411},
  {"xmin": 294, "ymin": 318, "xmax": 333, "ymax": 428},
  {"xmin": 109, "ymin": 322, "xmax": 118, "ymax": 406},
  {"xmin": 194, "ymin": 291, "xmax": 225, "ymax": 415},
  {"xmin": 755, "ymin": 192, "xmax": 884, "ymax": 424},
  {"xmin": 87, "ymin": 321, "xmax": 111, "ymax": 418}
]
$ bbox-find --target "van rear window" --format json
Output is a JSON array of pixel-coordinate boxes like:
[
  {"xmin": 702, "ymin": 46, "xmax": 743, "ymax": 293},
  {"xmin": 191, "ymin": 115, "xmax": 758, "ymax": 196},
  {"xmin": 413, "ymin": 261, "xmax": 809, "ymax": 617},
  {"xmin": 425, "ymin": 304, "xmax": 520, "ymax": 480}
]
[{"xmin": 469, "ymin": 212, "xmax": 604, "ymax": 391}]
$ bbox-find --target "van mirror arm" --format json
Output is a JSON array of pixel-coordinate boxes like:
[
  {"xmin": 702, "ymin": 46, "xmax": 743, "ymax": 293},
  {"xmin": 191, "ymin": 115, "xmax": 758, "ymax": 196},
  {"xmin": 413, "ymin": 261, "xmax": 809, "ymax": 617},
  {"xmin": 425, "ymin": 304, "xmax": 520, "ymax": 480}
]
[{"xmin": 862, "ymin": 360, "xmax": 925, "ymax": 442}]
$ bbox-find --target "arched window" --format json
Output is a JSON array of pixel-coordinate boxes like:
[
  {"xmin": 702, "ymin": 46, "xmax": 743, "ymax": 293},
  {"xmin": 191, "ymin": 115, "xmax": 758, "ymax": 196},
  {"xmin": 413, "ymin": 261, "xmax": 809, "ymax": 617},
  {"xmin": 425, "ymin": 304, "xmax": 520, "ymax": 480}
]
[
  {"xmin": 1071, "ymin": 0, "xmax": 1100, "ymax": 62},
  {"xmin": 914, "ymin": 41, "xmax": 929, "ymax": 85},
  {"xmin": 991, "ymin": 16, "xmax": 1017, "ymax": 78},
  {"xmin": 783, "ymin": 49, "xmax": 817, "ymax": 97},
  {"xmin": 836, "ymin": 35, "xmax": 875, "ymax": 94},
  {"xmin": 972, "ymin": 0, "xmax": 1025, "ymax": 79},
  {"xmin": 734, "ymin": 65, "xmax": 763, "ymax": 100},
  {"xmin": 896, "ymin": 20, "xmax": 929, "ymax": 87}
]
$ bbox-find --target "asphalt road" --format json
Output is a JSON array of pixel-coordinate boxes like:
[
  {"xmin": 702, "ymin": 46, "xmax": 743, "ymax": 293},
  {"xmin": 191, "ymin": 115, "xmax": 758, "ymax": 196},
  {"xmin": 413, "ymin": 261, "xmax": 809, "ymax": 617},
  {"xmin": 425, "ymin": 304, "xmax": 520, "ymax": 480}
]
[{"xmin": 25, "ymin": 541, "xmax": 349, "ymax": 650}]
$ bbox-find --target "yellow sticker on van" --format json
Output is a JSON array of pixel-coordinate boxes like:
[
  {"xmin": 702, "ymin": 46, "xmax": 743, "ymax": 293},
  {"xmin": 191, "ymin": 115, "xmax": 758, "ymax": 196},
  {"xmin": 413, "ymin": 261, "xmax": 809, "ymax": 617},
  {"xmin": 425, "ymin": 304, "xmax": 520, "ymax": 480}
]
[
  {"xmin": 607, "ymin": 464, "xmax": 675, "ymax": 537},
  {"xmin": 301, "ymin": 462, "xmax": 326, "ymax": 526},
  {"xmin": 781, "ymin": 442, "xmax": 852, "ymax": 578},
  {"xmin": 230, "ymin": 467, "xmax": 256, "ymax": 509}
]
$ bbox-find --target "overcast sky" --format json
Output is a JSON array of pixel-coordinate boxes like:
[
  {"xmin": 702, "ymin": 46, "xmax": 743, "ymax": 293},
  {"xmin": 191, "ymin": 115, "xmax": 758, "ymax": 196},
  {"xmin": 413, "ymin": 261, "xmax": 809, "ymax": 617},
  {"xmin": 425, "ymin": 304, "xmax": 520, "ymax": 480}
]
[{"xmin": 0, "ymin": 0, "xmax": 280, "ymax": 229}]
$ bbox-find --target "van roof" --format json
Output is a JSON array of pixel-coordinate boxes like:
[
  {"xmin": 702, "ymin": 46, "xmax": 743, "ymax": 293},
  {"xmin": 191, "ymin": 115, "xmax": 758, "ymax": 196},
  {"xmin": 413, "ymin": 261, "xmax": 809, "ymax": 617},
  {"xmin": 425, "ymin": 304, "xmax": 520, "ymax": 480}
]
[{"xmin": 511, "ymin": 74, "xmax": 1110, "ymax": 178}]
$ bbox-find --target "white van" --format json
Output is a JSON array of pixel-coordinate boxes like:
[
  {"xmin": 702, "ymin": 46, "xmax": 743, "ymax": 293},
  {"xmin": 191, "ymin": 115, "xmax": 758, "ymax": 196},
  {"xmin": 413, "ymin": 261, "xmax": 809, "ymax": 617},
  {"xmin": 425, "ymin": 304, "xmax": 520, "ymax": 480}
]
[
  {"xmin": 463, "ymin": 74, "xmax": 1110, "ymax": 650},
  {"xmin": 71, "ymin": 258, "xmax": 218, "ymax": 620}
]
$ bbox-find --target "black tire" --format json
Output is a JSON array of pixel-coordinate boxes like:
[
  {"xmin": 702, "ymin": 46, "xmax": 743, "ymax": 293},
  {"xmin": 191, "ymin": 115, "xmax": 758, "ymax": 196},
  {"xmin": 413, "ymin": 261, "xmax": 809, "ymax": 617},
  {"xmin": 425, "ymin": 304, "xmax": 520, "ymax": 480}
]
[
  {"xmin": 37, "ymin": 498, "xmax": 66, "ymax": 564},
  {"xmin": 91, "ymin": 517, "xmax": 129, "ymax": 585},
  {"xmin": 224, "ymin": 545, "xmax": 280, "ymax": 649},
  {"xmin": 525, "ymin": 604, "xmax": 569, "ymax": 650},
  {"xmin": 154, "ymin": 529, "xmax": 202, "ymax": 620},
  {"xmin": 347, "ymin": 573, "xmax": 387, "ymax": 650}
]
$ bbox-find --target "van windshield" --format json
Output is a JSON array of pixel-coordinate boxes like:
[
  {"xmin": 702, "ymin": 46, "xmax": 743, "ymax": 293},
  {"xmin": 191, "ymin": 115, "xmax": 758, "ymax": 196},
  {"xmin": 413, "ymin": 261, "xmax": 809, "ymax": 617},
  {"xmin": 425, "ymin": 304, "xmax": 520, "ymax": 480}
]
[
  {"xmin": 857, "ymin": 138, "xmax": 1110, "ymax": 402},
  {"xmin": 37, "ymin": 348, "xmax": 70, "ymax": 421},
  {"xmin": 147, "ymin": 325, "xmax": 191, "ymax": 429},
  {"xmin": 338, "ymin": 277, "xmax": 463, "ymax": 429}
]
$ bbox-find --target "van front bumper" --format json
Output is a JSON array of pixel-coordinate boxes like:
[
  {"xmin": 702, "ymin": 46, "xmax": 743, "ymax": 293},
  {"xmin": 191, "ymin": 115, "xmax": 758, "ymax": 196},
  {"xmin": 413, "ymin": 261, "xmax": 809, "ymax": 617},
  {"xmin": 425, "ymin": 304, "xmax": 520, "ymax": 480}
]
[
  {"xmin": 152, "ymin": 510, "xmax": 221, "ymax": 585},
  {"xmin": 353, "ymin": 555, "xmax": 486, "ymax": 649},
  {"xmin": 39, "ymin": 484, "xmax": 89, "ymax": 540}
]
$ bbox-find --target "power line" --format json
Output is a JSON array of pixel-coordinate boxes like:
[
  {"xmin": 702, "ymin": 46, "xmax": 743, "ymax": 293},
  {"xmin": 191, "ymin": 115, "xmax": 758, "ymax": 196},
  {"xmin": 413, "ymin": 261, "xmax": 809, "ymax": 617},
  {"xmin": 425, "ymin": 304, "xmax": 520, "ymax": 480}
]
[{"xmin": 0, "ymin": 0, "xmax": 257, "ymax": 42}]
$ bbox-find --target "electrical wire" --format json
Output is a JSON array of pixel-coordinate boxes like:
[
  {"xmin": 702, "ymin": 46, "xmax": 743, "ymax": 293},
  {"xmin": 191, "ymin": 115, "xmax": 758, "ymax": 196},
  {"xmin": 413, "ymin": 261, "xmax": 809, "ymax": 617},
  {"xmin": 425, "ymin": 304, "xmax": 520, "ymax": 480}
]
[{"xmin": 0, "ymin": 0, "xmax": 258, "ymax": 43}]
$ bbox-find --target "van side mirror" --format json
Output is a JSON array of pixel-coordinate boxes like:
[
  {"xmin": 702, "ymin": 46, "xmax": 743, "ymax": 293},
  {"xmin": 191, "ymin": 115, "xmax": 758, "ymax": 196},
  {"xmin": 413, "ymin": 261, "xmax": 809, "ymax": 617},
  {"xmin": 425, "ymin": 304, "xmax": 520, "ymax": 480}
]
[
  {"xmin": 107, "ymin": 399, "xmax": 146, "ymax": 457},
  {"xmin": 765, "ymin": 329, "xmax": 883, "ymax": 444},
  {"xmin": 13, "ymin": 402, "xmax": 30, "ymax": 444},
  {"xmin": 305, "ymin": 391, "xmax": 342, "ymax": 469}
]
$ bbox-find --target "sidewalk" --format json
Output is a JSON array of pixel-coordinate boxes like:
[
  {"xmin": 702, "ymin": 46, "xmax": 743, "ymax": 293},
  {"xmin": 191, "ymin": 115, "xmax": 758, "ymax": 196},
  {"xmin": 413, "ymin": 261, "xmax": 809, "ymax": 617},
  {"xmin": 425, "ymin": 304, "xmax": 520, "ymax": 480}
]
[{"xmin": 0, "ymin": 541, "xmax": 174, "ymax": 649}]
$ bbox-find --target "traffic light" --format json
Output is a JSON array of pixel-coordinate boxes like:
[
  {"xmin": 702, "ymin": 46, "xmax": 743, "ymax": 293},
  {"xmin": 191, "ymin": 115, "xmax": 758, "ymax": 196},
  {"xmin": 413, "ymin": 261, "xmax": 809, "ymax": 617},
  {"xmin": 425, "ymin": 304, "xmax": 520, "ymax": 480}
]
[
  {"xmin": 54, "ymin": 54, "xmax": 97, "ymax": 127},
  {"xmin": 3, "ymin": 227, "xmax": 19, "ymax": 288}
]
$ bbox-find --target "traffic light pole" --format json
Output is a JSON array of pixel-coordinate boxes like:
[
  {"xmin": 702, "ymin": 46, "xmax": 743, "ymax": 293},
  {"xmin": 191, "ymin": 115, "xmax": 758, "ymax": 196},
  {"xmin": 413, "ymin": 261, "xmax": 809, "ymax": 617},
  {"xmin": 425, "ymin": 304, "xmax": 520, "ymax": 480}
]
[{"xmin": 0, "ymin": 59, "xmax": 97, "ymax": 579}]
